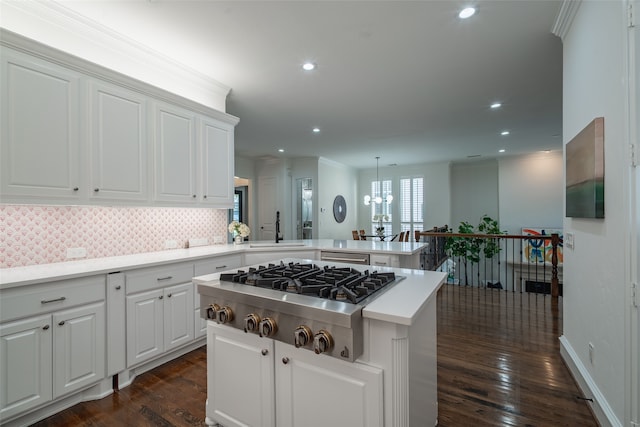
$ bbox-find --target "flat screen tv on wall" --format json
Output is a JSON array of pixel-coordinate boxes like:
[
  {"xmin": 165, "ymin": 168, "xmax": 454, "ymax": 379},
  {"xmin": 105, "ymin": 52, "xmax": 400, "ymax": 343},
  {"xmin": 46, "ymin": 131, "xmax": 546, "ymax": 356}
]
[{"xmin": 565, "ymin": 117, "xmax": 605, "ymax": 218}]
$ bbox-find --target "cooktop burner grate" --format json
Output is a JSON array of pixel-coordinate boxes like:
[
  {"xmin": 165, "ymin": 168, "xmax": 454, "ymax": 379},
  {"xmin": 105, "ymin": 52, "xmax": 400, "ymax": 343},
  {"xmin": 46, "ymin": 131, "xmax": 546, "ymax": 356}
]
[{"xmin": 219, "ymin": 261, "xmax": 396, "ymax": 304}]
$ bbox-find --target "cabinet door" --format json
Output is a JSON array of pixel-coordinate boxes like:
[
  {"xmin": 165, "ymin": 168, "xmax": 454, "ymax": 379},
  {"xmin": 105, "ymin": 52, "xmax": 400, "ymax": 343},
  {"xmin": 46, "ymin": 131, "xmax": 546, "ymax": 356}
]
[
  {"xmin": 0, "ymin": 315, "xmax": 52, "ymax": 420},
  {"xmin": 53, "ymin": 301, "xmax": 105, "ymax": 398},
  {"xmin": 153, "ymin": 103, "xmax": 197, "ymax": 203},
  {"xmin": 275, "ymin": 341, "xmax": 383, "ymax": 427},
  {"xmin": 206, "ymin": 323, "xmax": 275, "ymax": 427},
  {"xmin": 163, "ymin": 283, "xmax": 194, "ymax": 352},
  {"xmin": 0, "ymin": 50, "xmax": 80, "ymax": 200},
  {"xmin": 200, "ymin": 117, "xmax": 234, "ymax": 207},
  {"xmin": 88, "ymin": 81, "xmax": 147, "ymax": 202},
  {"xmin": 126, "ymin": 289, "xmax": 164, "ymax": 367}
]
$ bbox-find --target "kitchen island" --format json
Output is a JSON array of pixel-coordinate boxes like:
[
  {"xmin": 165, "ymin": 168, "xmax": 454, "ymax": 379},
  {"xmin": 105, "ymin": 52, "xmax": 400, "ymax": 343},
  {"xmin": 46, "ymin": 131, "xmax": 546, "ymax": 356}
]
[{"xmin": 194, "ymin": 259, "xmax": 446, "ymax": 427}]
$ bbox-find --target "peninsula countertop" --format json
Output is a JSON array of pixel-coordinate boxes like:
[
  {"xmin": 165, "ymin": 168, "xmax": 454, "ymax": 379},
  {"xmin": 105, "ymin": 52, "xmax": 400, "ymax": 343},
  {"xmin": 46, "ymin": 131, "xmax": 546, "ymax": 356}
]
[{"xmin": 0, "ymin": 239, "xmax": 427, "ymax": 289}]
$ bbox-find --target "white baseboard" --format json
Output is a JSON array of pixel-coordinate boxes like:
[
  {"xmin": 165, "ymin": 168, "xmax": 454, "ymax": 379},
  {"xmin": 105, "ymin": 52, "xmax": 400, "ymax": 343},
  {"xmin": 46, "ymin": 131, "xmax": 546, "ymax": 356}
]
[{"xmin": 559, "ymin": 335, "xmax": 623, "ymax": 427}]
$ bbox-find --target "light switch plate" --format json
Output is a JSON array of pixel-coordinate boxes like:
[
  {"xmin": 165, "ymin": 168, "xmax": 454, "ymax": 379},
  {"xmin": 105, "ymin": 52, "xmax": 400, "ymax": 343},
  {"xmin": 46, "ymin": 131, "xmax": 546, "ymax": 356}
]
[{"xmin": 565, "ymin": 232, "xmax": 574, "ymax": 249}]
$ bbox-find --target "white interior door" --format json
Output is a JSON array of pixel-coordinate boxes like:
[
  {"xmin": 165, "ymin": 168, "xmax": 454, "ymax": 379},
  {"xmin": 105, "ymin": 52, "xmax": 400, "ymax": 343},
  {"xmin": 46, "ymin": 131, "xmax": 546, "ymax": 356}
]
[{"xmin": 258, "ymin": 176, "xmax": 277, "ymax": 241}]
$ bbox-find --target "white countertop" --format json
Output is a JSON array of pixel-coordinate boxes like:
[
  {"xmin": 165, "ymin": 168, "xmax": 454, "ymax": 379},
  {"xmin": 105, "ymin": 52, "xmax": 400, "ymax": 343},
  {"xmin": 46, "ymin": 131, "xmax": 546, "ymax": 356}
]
[{"xmin": 0, "ymin": 239, "xmax": 427, "ymax": 289}]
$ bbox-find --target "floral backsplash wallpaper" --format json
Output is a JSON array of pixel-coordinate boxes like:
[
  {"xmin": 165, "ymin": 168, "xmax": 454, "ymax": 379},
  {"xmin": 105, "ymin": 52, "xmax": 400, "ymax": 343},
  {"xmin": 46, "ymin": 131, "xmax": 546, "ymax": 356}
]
[{"xmin": 0, "ymin": 205, "xmax": 228, "ymax": 268}]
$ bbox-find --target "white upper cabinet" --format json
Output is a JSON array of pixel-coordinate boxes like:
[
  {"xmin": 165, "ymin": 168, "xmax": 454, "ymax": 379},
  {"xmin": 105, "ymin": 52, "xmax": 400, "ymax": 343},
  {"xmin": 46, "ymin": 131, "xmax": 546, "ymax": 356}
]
[
  {"xmin": 200, "ymin": 116, "xmax": 234, "ymax": 207},
  {"xmin": 152, "ymin": 103, "xmax": 198, "ymax": 204},
  {"xmin": 0, "ymin": 50, "xmax": 81, "ymax": 201},
  {"xmin": 88, "ymin": 81, "xmax": 148, "ymax": 202},
  {"xmin": 0, "ymin": 33, "xmax": 238, "ymax": 207}
]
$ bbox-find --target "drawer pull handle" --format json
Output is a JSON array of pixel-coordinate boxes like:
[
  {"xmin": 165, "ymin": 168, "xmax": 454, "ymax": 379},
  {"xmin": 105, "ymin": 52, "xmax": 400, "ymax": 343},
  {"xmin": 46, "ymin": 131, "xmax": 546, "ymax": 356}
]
[
  {"xmin": 58, "ymin": 321, "xmax": 65, "ymax": 326},
  {"xmin": 215, "ymin": 265, "xmax": 228, "ymax": 270},
  {"xmin": 321, "ymin": 256, "xmax": 369, "ymax": 264},
  {"xmin": 41, "ymin": 297, "xmax": 66, "ymax": 304},
  {"xmin": 115, "ymin": 285, "xmax": 122, "ymax": 290},
  {"xmin": 42, "ymin": 325, "xmax": 50, "ymax": 330},
  {"xmin": 157, "ymin": 276, "xmax": 173, "ymax": 281},
  {"xmin": 73, "ymin": 187, "xmax": 79, "ymax": 191}
]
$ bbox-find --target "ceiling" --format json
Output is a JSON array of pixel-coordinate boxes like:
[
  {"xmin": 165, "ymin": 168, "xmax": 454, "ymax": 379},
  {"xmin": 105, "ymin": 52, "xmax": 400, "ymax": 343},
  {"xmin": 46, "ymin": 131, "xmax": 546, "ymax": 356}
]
[{"xmin": 59, "ymin": 0, "xmax": 563, "ymax": 169}]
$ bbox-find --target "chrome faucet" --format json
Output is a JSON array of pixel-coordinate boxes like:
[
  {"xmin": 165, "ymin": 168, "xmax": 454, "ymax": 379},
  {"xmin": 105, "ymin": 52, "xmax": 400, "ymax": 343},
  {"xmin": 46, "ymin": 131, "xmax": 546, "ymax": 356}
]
[{"xmin": 275, "ymin": 211, "xmax": 281, "ymax": 243}]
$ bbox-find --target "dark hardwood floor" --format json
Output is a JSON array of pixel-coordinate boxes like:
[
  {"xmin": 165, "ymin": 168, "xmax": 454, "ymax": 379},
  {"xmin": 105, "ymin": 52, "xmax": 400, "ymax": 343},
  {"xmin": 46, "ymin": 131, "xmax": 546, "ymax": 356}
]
[{"xmin": 32, "ymin": 285, "xmax": 597, "ymax": 427}]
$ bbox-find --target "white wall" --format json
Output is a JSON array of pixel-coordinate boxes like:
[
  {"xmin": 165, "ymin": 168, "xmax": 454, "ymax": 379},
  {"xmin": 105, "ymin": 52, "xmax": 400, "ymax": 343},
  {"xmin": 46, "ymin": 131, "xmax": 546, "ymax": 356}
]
[
  {"xmin": 560, "ymin": 1, "xmax": 630, "ymax": 425},
  {"xmin": 498, "ymin": 151, "xmax": 564, "ymax": 234},
  {"xmin": 450, "ymin": 160, "xmax": 499, "ymax": 230},
  {"xmin": 318, "ymin": 158, "xmax": 358, "ymax": 239}
]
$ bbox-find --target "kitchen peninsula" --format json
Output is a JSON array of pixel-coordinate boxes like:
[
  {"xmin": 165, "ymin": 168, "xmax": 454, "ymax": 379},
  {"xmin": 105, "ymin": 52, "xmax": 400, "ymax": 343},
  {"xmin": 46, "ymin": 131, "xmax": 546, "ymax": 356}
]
[{"xmin": 0, "ymin": 239, "xmax": 427, "ymax": 426}]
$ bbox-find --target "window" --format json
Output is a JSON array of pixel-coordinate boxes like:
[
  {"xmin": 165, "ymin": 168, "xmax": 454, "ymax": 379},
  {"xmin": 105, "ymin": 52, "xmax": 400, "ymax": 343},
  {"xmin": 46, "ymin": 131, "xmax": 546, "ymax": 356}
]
[
  {"xmin": 400, "ymin": 177, "xmax": 424, "ymax": 236},
  {"xmin": 369, "ymin": 179, "xmax": 393, "ymax": 235}
]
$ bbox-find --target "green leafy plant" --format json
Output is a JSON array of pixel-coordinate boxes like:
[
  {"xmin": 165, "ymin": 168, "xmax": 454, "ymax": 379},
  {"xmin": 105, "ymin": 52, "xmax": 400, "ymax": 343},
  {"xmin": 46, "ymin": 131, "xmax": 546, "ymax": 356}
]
[{"xmin": 445, "ymin": 215, "xmax": 504, "ymax": 285}]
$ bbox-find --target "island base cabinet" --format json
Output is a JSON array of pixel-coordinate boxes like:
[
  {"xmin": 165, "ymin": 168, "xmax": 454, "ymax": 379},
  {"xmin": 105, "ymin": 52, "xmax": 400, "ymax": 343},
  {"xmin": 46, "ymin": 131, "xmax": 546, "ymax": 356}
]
[
  {"xmin": 0, "ymin": 315, "xmax": 52, "ymax": 420},
  {"xmin": 275, "ymin": 341, "xmax": 383, "ymax": 427},
  {"xmin": 204, "ymin": 323, "xmax": 383, "ymax": 427},
  {"xmin": 206, "ymin": 322, "xmax": 275, "ymax": 427}
]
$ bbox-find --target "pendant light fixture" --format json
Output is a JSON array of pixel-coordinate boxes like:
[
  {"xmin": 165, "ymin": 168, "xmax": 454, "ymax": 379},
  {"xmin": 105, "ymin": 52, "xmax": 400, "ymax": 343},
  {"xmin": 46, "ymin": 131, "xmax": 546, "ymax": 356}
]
[{"xmin": 364, "ymin": 157, "xmax": 393, "ymax": 206}]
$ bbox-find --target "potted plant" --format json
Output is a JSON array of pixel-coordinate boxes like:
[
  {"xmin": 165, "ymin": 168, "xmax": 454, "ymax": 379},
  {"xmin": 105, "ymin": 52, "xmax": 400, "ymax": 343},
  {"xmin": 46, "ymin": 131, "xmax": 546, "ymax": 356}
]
[{"xmin": 445, "ymin": 215, "xmax": 504, "ymax": 286}]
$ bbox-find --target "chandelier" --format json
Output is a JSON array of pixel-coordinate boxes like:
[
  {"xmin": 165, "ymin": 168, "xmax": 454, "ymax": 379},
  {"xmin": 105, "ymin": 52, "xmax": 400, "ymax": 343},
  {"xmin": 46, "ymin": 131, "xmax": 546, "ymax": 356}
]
[{"xmin": 364, "ymin": 156, "xmax": 393, "ymax": 206}]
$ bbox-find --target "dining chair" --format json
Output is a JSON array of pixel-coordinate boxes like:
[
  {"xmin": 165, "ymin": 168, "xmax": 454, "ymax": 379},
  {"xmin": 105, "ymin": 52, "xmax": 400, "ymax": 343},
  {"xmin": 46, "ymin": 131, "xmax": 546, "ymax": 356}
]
[
  {"xmin": 414, "ymin": 230, "xmax": 421, "ymax": 242},
  {"xmin": 359, "ymin": 230, "xmax": 367, "ymax": 240},
  {"xmin": 398, "ymin": 231, "xmax": 405, "ymax": 242},
  {"xmin": 352, "ymin": 230, "xmax": 360, "ymax": 240}
]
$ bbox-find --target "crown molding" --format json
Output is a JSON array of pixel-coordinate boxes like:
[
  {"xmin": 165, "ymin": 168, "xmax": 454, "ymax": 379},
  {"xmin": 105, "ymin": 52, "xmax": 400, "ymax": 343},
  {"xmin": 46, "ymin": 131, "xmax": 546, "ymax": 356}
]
[
  {"xmin": 0, "ymin": 0, "xmax": 231, "ymax": 112},
  {"xmin": 551, "ymin": 0, "xmax": 582, "ymax": 41}
]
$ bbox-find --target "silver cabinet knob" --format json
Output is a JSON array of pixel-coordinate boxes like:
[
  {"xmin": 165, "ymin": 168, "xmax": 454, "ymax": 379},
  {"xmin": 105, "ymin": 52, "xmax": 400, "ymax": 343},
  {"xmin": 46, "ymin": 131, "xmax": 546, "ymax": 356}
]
[{"xmin": 282, "ymin": 357, "xmax": 290, "ymax": 364}]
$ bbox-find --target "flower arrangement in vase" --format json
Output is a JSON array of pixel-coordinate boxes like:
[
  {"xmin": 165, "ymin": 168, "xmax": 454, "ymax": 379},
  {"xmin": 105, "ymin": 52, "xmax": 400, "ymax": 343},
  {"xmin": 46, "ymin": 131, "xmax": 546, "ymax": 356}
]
[
  {"xmin": 228, "ymin": 221, "xmax": 250, "ymax": 244},
  {"xmin": 372, "ymin": 214, "xmax": 389, "ymax": 236}
]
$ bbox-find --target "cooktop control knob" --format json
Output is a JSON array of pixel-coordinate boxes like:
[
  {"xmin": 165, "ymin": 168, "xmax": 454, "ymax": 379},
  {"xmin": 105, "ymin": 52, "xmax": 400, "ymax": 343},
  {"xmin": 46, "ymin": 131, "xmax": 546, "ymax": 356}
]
[
  {"xmin": 215, "ymin": 306, "xmax": 234, "ymax": 324},
  {"xmin": 207, "ymin": 304, "xmax": 220, "ymax": 320},
  {"xmin": 313, "ymin": 330, "xmax": 334, "ymax": 354},
  {"xmin": 293, "ymin": 325, "xmax": 313, "ymax": 348},
  {"xmin": 258, "ymin": 317, "xmax": 278, "ymax": 338},
  {"xmin": 243, "ymin": 313, "xmax": 261, "ymax": 333}
]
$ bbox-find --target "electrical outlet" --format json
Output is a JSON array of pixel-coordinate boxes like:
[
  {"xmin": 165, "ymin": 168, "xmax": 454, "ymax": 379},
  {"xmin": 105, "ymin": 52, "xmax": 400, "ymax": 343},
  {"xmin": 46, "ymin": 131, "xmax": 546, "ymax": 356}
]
[
  {"xmin": 188, "ymin": 238, "xmax": 209, "ymax": 247},
  {"xmin": 164, "ymin": 240, "xmax": 178, "ymax": 249},
  {"xmin": 66, "ymin": 247, "xmax": 87, "ymax": 259},
  {"xmin": 588, "ymin": 342, "xmax": 594, "ymax": 365},
  {"xmin": 213, "ymin": 235, "xmax": 224, "ymax": 244}
]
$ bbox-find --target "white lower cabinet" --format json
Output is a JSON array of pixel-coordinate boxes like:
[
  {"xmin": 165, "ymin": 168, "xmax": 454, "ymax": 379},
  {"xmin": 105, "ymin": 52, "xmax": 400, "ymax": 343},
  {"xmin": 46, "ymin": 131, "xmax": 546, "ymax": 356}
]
[
  {"xmin": 0, "ymin": 297, "xmax": 105, "ymax": 421},
  {"xmin": 126, "ymin": 283, "xmax": 194, "ymax": 367},
  {"xmin": 0, "ymin": 315, "xmax": 52, "ymax": 420},
  {"xmin": 206, "ymin": 323, "xmax": 383, "ymax": 427}
]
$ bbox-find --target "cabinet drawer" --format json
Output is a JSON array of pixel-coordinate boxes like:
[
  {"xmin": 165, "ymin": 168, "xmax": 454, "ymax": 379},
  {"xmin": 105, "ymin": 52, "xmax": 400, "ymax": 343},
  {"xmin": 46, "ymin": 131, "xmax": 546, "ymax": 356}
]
[
  {"xmin": 125, "ymin": 263, "xmax": 194, "ymax": 295},
  {"xmin": 194, "ymin": 254, "xmax": 243, "ymax": 276},
  {"xmin": 0, "ymin": 275, "xmax": 105, "ymax": 323}
]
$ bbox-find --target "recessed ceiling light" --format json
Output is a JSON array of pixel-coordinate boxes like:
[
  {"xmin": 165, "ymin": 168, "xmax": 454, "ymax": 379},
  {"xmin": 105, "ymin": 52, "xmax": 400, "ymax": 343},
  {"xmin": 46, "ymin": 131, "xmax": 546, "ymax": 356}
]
[
  {"xmin": 499, "ymin": 149, "xmax": 506, "ymax": 153},
  {"xmin": 490, "ymin": 102, "xmax": 502, "ymax": 109},
  {"xmin": 459, "ymin": 7, "xmax": 476, "ymax": 19},
  {"xmin": 278, "ymin": 149, "xmax": 284, "ymax": 153},
  {"xmin": 302, "ymin": 62, "xmax": 316, "ymax": 71},
  {"xmin": 501, "ymin": 130, "xmax": 510, "ymax": 136},
  {"xmin": 312, "ymin": 127, "xmax": 320, "ymax": 133}
]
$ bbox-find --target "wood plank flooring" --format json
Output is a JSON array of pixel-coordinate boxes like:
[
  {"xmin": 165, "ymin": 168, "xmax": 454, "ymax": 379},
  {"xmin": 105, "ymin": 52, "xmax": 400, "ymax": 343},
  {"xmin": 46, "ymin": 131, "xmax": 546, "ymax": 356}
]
[{"xmin": 32, "ymin": 285, "xmax": 597, "ymax": 427}]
